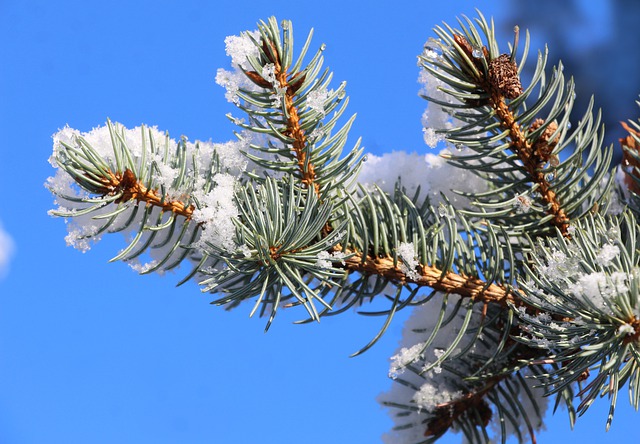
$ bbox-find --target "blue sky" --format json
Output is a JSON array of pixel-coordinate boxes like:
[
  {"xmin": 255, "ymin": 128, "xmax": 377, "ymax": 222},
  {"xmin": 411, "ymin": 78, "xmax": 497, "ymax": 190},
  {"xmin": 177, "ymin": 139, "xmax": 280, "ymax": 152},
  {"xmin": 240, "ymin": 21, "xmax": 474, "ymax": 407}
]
[{"xmin": 0, "ymin": 1, "xmax": 636, "ymax": 443}]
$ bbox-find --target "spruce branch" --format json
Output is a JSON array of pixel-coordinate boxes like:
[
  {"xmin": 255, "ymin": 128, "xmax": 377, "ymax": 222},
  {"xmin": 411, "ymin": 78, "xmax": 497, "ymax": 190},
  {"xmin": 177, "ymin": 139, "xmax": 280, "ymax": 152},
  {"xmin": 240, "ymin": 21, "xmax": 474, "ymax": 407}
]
[
  {"xmin": 220, "ymin": 17, "xmax": 363, "ymax": 199},
  {"xmin": 95, "ymin": 167, "xmax": 195, "ymax": 219},
  {"xmin": 45, "ymin": 10, "xmax": 640, "ymax": 444},
  {"xmin": 419, "ymin": 12, "xmax": 613, "ymax": 240},
  {"xmin": 515, "ymin": 212, "xmax": 640, "ymax": 430}
]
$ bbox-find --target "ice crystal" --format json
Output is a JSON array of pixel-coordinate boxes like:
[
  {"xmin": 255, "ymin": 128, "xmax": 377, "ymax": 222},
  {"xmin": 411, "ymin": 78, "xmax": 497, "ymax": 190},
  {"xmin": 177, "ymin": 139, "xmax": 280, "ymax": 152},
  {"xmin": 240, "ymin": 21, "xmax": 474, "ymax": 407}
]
[
  {"xmin": 397, "ymin": 242, "xmax": 420, "ymax": 281},
  {"xmin": 596, "ymin": 243, "xmax": 620, "ymax": 267}
]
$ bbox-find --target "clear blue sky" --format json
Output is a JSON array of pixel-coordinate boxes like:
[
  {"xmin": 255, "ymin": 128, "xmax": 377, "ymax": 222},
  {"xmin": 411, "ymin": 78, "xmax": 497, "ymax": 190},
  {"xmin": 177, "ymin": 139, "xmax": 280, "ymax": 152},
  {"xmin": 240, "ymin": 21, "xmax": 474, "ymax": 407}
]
[{"xmin": 0, "ymin": 1, "xmax": 636, "ymax": 443}]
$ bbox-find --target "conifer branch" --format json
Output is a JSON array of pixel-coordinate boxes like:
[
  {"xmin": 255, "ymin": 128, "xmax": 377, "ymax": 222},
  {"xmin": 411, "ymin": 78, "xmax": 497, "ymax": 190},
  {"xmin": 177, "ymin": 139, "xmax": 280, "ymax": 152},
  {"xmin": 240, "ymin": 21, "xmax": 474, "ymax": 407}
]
[
  {"xmin": 249, "ymin": 37, "xmax": 319, "ymax": 194},
  {"xmin": 454, "ymin": 32, "xmax": 570, "ymax": 236}
]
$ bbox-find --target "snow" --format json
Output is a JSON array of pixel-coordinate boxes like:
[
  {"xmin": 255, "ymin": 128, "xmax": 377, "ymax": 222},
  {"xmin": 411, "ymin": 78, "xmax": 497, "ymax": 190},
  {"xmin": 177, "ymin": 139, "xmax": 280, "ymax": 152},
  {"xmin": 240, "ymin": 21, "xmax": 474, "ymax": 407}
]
[
  {"xmin": 380, "ymin": 293, "xmax": 489, "ymax": 439},
  {"xmin": 514, "ymin": 194, "xmax": 532, "ymax": 214},
  {"xmin": 617, "ymin": 323, "xmax": 636, "ymax": 337},
  {"xmin": 190, "ymin": 172, "xmax": 241, "ymax": 252},
  {"xmin": 596, "ymin": 243, "xmax": 620, "ymax": 267},
  {"xmin": 396, "ymin": 242, "xmax": 420, "ymax": 281},
  {"xmin": 380, "ymin": 292, "xmax": 549, "ymax": 442},
  {"xmin": 357, "ymin": 148, "xmax": 487, "ymax": 208},
  {"xmin": 223, "ymin": 31, "xmax": 261, "ymax": 69},
  {"xmin": 306, "ymin": 88, "xmax": 329, "ymax": 118},
  {"xmin": 417, "ymin": 63, "xmax": 465, "ymax": 148},
  {"xmin": 412, "ymin": 380, "xmax": 462, "ymax": 413},
  {"xmin": 315, "ymin": 250, "xmax": 347, "ymax": 269},
  {"xmin": 537, "ymin": 247, "xmax": 580, "ymax": 286},
  {"xmin": 572, "ymin": 271, "xmax": 629, "ymax": 313},
  {"xmin": 388, "ymin": 342, "xmax": 424, "ymax": 379},
  {"xmin": 215, "ymin": 30, "xmax": 265, "ymax": 105}
]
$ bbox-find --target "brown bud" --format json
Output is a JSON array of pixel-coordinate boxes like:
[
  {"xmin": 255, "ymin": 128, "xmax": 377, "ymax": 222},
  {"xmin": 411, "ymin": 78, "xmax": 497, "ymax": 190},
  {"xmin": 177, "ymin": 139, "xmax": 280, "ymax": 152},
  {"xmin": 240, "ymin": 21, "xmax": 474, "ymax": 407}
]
[
  {"xmin": 530, "ymin": 119, "xmax": 559, "ymax": 162},
  {"xmin": 488, "ymin": 54, "xmax": 523, "ymax": 99},
  {"xmin": 288, "ymin": 71, "xmax": 307, "ymax": 95},
  {"xmin": 245, "ymin": 70, "xmax": 273, "ymax": 88},
  {"xmin": 453, "ymin": 33, "xmax": 474, "ymax": 58},
  {"xmin": 261, "ymin": 38, "xmax": 280, "ymax": 65},
  {"xmin": 620, "ymin": 121, "xmax": 640, "ymax": 194},
  {"xmin": 120, "ymin": 168, "xmax": 137, "ymax": 190}
]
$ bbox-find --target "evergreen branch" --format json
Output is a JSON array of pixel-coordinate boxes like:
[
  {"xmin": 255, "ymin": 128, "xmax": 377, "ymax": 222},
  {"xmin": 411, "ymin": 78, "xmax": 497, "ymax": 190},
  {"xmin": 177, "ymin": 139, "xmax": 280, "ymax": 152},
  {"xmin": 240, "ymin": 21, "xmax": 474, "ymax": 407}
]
[
  {"xmin": 255, "ymin": 29, "xmax": 318, "ymax": 193},
  {"xmin": 515, "ymin": 212, "xmax": 640, "ymax": 430},
  {"xmin": 618, "ymin": 108, "xmax": 640, "ymax": 212},
  {"xmin": 45, "ymin": 11, "xmax": 640, "ymax": 442},
  {"xmin": 218, "ymin": 18, "xmax": 363, "ymax": 199},
  {"xmin": 380, "ymin": 298, "xmax": 550, "ymax": 444},
  {"xmin": 47, "ymin": 121, "xmax": 243, "ymax": 274},
  {"xmin": 333, "ymin": 185, "xmax": 521, "ymax": 310},
  {"xmin": 419, "ymin": 12, "xmax": 613, "ymax": 239},
  {"xmin": 198, "ymin": 177, "xmax": 349, "ymax": 329}
]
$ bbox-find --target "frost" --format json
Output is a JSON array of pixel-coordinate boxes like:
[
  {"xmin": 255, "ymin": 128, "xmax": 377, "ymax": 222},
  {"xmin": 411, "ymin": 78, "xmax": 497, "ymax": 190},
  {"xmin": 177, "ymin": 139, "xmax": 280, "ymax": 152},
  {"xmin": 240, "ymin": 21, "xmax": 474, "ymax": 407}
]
[
  {"xmin": 596, "ymin": 243, "xmax": 620, "ymax": 267},
  {"xmin": 389, "ymin": 343, "xmax": 424, "ymax": 378},
  {"xmin": 397, "ymin": 242, "xmax": 420, "ymax": 281},
  {"xmin": 617, "ymin": 323, "xmax": 636, "ymax": 336},
  {"xmin": 306, "ymin": 88, "xmax": 329, "ymax": 118}
]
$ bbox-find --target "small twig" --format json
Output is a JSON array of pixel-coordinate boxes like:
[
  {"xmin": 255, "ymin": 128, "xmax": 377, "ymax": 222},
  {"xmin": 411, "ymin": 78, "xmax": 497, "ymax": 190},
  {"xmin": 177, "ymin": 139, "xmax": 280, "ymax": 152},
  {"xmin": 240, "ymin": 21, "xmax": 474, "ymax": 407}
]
[{"xmin": 99, "ymin": 168, "xmax": 194, "ymax": 218}]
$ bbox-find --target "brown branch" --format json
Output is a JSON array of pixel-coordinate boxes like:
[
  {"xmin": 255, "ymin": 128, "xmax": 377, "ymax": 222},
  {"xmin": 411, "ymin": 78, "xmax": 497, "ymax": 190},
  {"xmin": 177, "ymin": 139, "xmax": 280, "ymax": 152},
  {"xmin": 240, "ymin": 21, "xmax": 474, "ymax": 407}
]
[
  {"xmin": 341, "ymin": 250, "xmax": 516, "ymax": 306},
  {"xmin": 97, "ymin": 168, "xmax": 194, "ymax": 218},
  {"xmin": 490, "ymin": 96, "xmax": 570, "ymax": 236}
]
